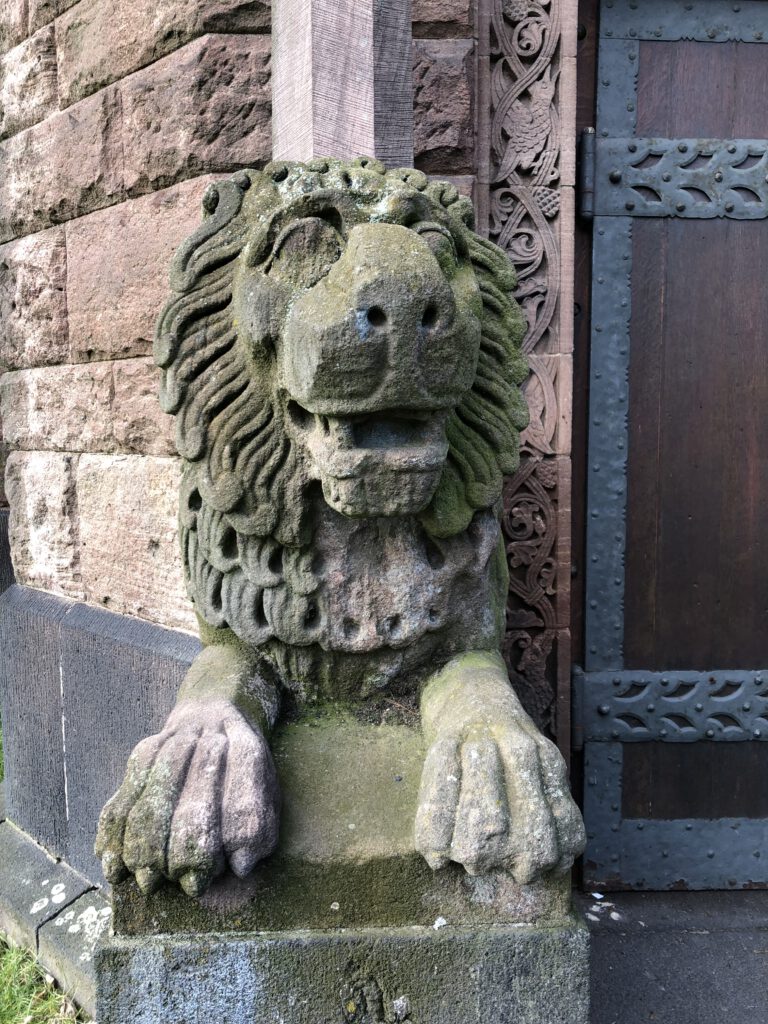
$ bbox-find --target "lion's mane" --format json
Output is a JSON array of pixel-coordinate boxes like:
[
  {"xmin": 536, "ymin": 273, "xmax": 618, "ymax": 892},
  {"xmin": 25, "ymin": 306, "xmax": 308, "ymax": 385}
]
[{"xmin": 155, "ymin": 158, "xmax": 528, "ymax": 648}]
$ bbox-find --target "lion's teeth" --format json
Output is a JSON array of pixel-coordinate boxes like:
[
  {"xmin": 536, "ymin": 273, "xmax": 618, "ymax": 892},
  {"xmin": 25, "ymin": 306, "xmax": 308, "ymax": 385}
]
[{"xmin": 327, "ymin": 416, "xmax": 355, "ymax": 448}]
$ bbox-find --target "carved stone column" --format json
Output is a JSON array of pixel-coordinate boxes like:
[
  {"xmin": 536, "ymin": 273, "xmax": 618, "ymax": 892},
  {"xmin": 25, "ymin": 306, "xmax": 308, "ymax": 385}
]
[{"xmin": 478, "ymin": 0, "xmax": 578, "ymax": 754}]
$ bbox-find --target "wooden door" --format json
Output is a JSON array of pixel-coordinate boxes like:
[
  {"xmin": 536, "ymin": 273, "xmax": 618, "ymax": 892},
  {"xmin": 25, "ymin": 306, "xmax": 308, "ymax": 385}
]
[{"xmin": 577, "ymin": 0, "xmax": 768, "ymax": 889}]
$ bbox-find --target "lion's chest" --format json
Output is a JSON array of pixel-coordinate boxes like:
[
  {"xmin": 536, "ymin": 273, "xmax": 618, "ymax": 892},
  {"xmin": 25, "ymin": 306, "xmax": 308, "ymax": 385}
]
[{"xmin": 305, "ymin": 507, "xmax": 500, "ymax": 653}]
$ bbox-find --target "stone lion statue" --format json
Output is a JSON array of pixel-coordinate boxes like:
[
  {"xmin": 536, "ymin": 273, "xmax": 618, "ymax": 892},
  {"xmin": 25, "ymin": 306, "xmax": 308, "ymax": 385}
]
[{"xmin": 96, "ymin": 157, "xmax": 585, "ymax": 897}]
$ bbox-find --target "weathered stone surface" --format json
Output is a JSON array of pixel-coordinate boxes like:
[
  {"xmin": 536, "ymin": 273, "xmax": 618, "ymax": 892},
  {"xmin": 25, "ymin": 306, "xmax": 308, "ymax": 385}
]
[
  {"xmin": 441, "ymin": 172, "xmax": 475, "ymax": 197},
  {"xmin": 113, "ymin": 709, "xmax": 573, "ymax": 935},
  {"xmin": 0, "ymin": 360, "xmax": 175, "ymax": 455},
  {"xmin": 0, "ymin": 0, "xmax": 26, "ymax": 55},
  {"xmin": 0, "ymin": 586, "xmax": 73, "ymax": 853},
  {"xmin": 59, "ymin": 599, "xmax": 199, "ymax": 882},
  {"xmin": 77, "ymin": 454, "xmax": 195, "ymax": 631},
  {"xmin": 4, "ymin": 451, "xmax": 82, "ymax": 597},
  {"xmin": 272, "ymin": 0, "xmax": 414, "ymax": 168},
  {"xmin": 112, "ymin": 359, "xmax": 176, "ymax": 455},
  {"xmin": 414, "ymin": 38, "xmax": 474, "ymax": 174},
  {"xmin": 57, "ymin": 0, "xmax": 270, "ymax": 107},
  {"xmin": 39, "ymin": 892, "xmax": 112, "ymax": 1019},
  {"xmin": 97, "ymin": 921, "xmax": 590, "ymax": 1024},
  {"xmin": 1, "ymin": 364, "xmax": 114, "ymax": 452},
  {"xmin": 67, "ymin": 178, "xmax": 215, "ymax": 363},
  {"xmin": 120, "ymin": 34, "xmax": 272, "ymax": 196},
  {"xmin": 97, "ymin": 160, "xmax": 585, "ymax": 912},
  {"xmin": 413, "ymin": 0, "xmax": 473, "ymax": 33},
  {"xmin": 0, "ymin": 818, "xmax": 93, "ymax": 949},
  {"xmin": 0, "ymin": 585, "xmax": 200, "ymax": 883},
  {"xmin": 0, "ymin": 85, "xmax": 122, "ymax": 242},
  {"xmin": 0, "ymin": 24, "xmax": 57, "ymax": 139},
  {"xmin": 0, "ymin": 35, "xmax": 271, "ymax": 243},
  {"xmin": 29, "ymin": 0, "xmax": 80, "ymax": 35},
  {"xmin": 0, "ymin": 226, "xmax": 68, "ymax": 371}
]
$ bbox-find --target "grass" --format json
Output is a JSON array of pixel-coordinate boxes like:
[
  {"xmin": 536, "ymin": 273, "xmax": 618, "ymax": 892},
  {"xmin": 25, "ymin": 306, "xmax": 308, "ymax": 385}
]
[
  {"xmin": 0, "ymin": 941, "xmax": 82, "ymax": 1024},
  {"xmin": 0, "ymin": 727, "xmax": 84, "ymax": 1023}
]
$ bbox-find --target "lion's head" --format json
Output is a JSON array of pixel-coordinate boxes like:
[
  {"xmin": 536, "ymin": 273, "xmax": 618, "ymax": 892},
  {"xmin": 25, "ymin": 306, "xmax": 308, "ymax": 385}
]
[{"xmin": 155, "ymin": 158, "xmax": 528, "ymax": 648}]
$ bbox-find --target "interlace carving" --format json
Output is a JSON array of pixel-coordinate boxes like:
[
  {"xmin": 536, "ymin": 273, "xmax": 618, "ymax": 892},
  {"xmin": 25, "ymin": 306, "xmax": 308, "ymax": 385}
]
[
  {"xmin": 501, "ymin": 455, "xmax": 557, "ymax": 732},
  {"xmin": 487, "ymin": 0, "xmax": 563, "ymax": 731}
]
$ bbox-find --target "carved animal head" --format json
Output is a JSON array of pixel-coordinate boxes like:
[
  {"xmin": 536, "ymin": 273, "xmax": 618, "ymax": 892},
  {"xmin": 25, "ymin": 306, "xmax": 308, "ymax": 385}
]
[
  {"xmin": 157, "ymin": 158, "xmax": 527, "ymax": 538},
  {"xmin": 156, "ymin": 160, "xmax": 528, "ymax": 646}
]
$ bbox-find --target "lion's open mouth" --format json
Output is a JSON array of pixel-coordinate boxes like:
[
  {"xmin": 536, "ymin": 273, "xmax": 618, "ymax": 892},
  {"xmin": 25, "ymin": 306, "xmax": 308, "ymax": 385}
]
[
  {"xmin": 286, "ymin": 399, "xmax": 449, "ymax": 517},
  {"xmin": 287, "ymin": 401, "xmax": 448, "ymax": 472}
]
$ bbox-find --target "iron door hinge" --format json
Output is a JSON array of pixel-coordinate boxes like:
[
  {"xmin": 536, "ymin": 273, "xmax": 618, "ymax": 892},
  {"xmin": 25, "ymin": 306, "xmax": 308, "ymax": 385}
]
[
  {"xmin": 571, "ymin": 667, "xmax": 585, "ymax": 752},
  {"xmin": 578, "ymin": 127, "xmax": 596, "ymax": 220}
]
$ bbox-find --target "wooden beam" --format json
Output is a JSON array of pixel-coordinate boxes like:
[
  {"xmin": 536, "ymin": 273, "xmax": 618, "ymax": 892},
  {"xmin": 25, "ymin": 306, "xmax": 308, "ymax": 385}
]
[{"xmin": 272, "ymin": 0, "xmax": 414, "ymax": 168}]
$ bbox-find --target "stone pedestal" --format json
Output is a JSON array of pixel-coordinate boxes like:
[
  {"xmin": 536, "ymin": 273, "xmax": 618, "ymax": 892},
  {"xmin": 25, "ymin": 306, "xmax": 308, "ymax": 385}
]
[
  {"xmin": 97, "ymin": 920, "xmax": 589, "ymax": 1024},
  {"xmin": 96, "ymin": 712, "xmax": 589, "ymax": 1023}
]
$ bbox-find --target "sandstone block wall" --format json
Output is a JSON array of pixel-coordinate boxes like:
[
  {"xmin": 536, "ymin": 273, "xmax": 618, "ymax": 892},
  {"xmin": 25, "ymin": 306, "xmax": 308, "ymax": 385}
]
[{"xmin": 0, "ymin": 0, "xmax": 480, "ymax": 633}]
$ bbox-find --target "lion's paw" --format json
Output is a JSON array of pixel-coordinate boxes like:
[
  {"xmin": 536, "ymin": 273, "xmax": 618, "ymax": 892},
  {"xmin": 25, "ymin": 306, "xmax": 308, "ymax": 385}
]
[
  {"xmin": 414, "ymin": 719, "xmax": 585, "ymax": 882},
  {"xmin": 95, "ymin": 699, "xmax": 280, "ymax": 896}
]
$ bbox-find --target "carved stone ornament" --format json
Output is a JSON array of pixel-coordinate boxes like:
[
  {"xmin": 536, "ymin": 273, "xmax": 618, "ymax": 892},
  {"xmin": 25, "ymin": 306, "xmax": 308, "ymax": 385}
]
[
  {"xmin": 486, "ymin": 0, "xmax": 565, "ymax": 733},
  {"xmin": 95, "ymin": 158, "xmax": 585, "ymax": 897}
]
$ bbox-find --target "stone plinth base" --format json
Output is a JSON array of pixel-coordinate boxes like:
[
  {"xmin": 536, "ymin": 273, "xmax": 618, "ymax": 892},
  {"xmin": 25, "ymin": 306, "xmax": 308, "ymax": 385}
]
[{"xmin": 96, "ymin": 918, "xmax": 589, "ymax": 1024}]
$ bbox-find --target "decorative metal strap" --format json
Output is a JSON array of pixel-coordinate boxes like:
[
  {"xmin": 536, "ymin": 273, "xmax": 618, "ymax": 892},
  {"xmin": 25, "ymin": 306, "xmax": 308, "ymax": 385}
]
[
  {"xmin": 574, "ymin": 669, "xmax": 768, "ymax": 743},
  {"xmin": 592, "ymin": 137, "xmax": 768, "ymax": 219},
  {"xmin": 601, "ymin": 0, "xmax": 768, "ymax": 43}
]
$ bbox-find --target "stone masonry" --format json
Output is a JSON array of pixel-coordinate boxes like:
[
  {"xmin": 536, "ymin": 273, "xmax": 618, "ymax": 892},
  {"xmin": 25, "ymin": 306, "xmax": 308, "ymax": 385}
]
[{"xmin": 0, "ymin": 0, "xmax": 477, "ymax": 631}]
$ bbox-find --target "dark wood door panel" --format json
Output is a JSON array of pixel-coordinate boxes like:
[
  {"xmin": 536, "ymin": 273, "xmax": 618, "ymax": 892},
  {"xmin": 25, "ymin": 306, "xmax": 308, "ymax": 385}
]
[
  {"xmin": 625, "ymin": 217, "xmax": 768, "ymax": 668},
  {"xmin": 637, "ymin": 39, "xmax": 768, "ymax": 139},
  {"xmin": 622, "ymin": 741, "xmax": 768, "ymax": 821}
]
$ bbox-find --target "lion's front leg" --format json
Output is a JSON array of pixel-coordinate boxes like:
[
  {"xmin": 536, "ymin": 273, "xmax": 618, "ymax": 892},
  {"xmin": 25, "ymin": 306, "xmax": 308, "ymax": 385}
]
[
  {"xmin": 95, "ymin": 643, "xmax": 281, "ymax": 897},
  {"xmin": 415, "ymin": 651, "xmax": 585, "ymax": 882}
]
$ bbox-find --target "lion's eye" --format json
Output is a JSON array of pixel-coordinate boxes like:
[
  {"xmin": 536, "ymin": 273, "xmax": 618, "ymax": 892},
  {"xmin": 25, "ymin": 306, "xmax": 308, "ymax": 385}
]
[{"xmin": 267, "ymin": 217, "xmax": 344, "ymax": 289}]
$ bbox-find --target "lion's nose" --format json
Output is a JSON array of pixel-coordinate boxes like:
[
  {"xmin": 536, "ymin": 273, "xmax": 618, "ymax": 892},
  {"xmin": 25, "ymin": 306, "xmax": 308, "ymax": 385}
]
[
  {"xmin": 361, "ymin": 295, "xmax": 443, "ymax": 334},
  {"xmin": 280, "ymin": 221, "xmax": 460, "ymax": 407}
]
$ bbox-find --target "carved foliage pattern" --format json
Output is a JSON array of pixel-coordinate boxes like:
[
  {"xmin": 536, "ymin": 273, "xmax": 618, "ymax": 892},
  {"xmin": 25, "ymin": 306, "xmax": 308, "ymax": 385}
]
[{"xmin": 487, "ymin": 0, "xmax": 563, "ymax": 731}]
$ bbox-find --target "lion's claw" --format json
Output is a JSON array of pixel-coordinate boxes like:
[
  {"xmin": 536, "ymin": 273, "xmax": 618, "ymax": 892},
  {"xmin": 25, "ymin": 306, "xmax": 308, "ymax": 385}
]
[
  {"xmin": 415, "ymin": 718, "xmax": 585, "ymax": 883},
  {"xmin": 95, "ymin": 699, "xmax": 280, "ymax": 895},
  {"xmin": 135, "ymin": 867, "xmax": 163, "ymax": 894}
]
